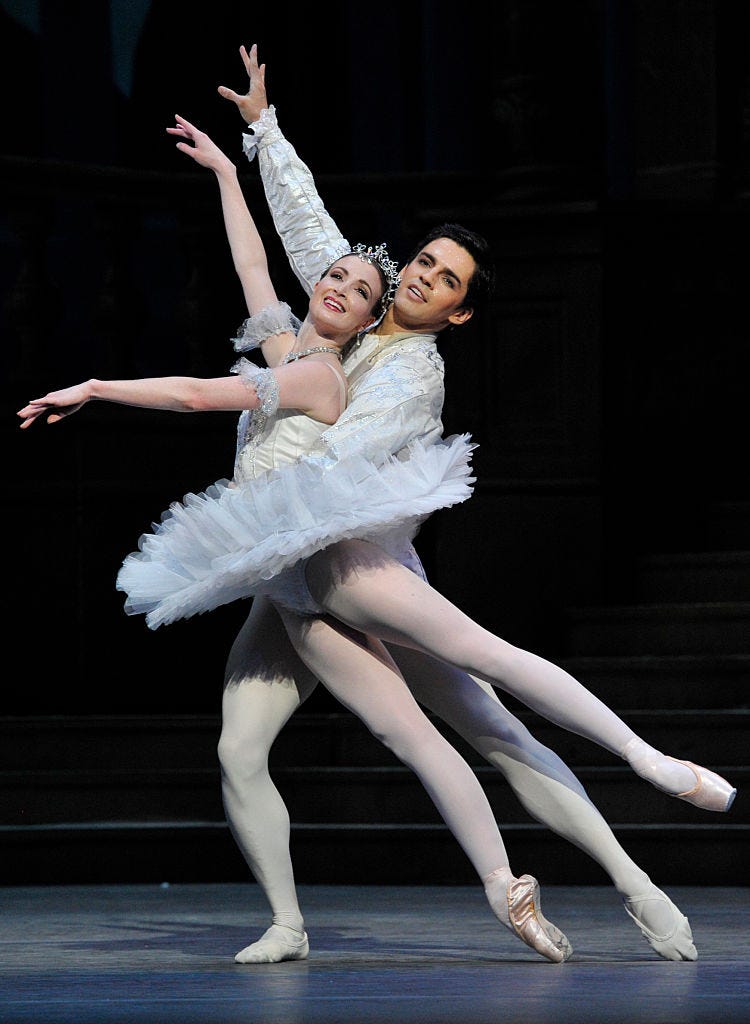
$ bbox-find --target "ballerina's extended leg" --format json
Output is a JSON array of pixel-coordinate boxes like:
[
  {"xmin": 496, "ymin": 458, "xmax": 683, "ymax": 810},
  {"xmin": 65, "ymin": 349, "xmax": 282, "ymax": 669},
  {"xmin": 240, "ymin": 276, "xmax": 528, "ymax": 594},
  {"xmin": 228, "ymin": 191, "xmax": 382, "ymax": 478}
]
[{"xmin": 306, "ymin": 541, "xmax": 736, "ymax": 814}]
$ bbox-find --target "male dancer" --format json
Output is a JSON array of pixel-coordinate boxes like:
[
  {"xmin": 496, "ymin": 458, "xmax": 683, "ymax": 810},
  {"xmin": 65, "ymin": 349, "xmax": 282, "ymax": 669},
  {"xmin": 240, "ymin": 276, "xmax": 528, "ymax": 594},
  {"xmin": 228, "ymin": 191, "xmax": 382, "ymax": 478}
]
[{"xmin": 213, "ymin": 44, "xmax": 703, "ymax": 965}]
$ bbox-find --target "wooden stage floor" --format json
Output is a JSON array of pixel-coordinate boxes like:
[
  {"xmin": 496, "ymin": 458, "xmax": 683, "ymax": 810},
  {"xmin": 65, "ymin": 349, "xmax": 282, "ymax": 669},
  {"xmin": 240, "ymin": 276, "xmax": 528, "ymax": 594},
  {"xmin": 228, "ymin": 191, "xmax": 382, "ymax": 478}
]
[{"xmin": 1, "ymin": 883, "xmax": 748, "ymax": 1024}]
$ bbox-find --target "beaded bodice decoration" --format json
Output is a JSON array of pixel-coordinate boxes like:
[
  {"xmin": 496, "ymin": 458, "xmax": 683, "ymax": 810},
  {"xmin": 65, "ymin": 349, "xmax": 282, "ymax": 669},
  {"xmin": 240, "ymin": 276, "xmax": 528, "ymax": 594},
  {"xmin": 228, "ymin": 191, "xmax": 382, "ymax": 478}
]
[
  {"xmin": 234, "ymin": 330, "xmax": 345, "ymax": 482},
  {"xmin": 281, "ymin": 345, "xmax": 342, "ymax": 364}
]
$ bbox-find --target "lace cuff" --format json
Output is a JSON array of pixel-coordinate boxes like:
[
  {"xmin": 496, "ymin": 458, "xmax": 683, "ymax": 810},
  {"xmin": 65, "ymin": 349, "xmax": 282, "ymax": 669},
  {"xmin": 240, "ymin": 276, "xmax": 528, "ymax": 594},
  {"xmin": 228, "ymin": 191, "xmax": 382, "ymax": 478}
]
[
  {"xmin": 242, "ymin": 105, "xmax": 283, "ymax": 163},
  {"xmin": 231, "ymin": 358, "xmax": 280, "ymax": 416},
  {"xmin": 232, "ymin": 300, "xmax": 301, "ymax": 352}
]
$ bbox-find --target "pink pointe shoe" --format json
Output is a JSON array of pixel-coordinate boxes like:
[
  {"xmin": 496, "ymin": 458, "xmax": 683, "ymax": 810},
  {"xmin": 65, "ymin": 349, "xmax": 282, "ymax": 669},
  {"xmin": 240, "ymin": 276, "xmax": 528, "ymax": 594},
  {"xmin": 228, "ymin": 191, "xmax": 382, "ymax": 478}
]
[
  {"xmin": 507, "ymin": 874, "xmax": 573, "ymax": 963},
  {"xmin": 666, "ymin": 758, "xmax": 736, "ymax": 813}
]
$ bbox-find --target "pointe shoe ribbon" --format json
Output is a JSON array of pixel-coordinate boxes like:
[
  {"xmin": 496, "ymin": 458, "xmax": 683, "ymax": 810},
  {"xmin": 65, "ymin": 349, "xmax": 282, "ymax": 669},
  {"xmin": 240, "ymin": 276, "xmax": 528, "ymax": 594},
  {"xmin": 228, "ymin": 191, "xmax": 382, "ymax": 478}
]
[
  {"xmin": 507, "ymin": 874, "xmax": 573, "ymax": 963},
  {"xmin": 667, "ymin": 758, "xmax": 736, "ymax": 813},
  {"xmin": 623, "ymin": 890, "xmax": 697, "ymax": 961}
]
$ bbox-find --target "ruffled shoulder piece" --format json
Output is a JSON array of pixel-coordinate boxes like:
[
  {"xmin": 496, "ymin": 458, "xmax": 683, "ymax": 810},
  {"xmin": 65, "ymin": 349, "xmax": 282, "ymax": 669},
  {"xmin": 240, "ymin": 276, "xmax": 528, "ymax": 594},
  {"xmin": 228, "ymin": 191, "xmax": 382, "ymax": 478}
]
[
  {"xmin": 231, "ymin": 358, "xmax": 280, "ymax": 417},
  {"xmin": 232, "ymin": 300, "xmax": 301, "ymax": 352},
  {"xmin": 116, "ymin": 434, "xmax": 477, "ymax": 630},
  {"xmin": 242, "ymin": 104, "xmax": 281, "ymax": 162}
]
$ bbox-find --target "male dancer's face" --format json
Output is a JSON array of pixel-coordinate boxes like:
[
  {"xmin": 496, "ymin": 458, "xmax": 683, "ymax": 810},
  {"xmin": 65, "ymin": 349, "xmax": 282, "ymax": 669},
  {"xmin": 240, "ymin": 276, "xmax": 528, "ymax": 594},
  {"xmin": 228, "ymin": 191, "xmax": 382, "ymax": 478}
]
[{"xmin": 391, "ymin": 237, "xmax": 475, "ymax": 334}]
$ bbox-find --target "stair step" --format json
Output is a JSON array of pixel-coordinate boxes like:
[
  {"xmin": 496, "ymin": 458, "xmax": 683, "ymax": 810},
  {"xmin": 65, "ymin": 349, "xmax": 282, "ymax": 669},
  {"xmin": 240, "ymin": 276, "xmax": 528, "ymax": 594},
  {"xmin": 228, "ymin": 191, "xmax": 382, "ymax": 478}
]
[
  {"xmin": 1, "ymin": 820, "xmax": 746, "ymax": 887},
  {"xmin": 635, "ymin": 551, "xmax": 750, "ymax": 602},
  {"xmin": 0, "ymin": 716, "xmax": 221, "ymax": 771},
  {"xmin": 274, "ymin": 709, "xmax": 747, "ymax": 769},
  {"xmin": 1, "ymin": 712, "xmax": 457, "ymax": 771},
  {"xmin": 492, "ymin": 709, "xmax": 749, "ymax": 768},
  {"xmin": 2, "ymin": 762, "xmax": 745, "ymax": 826},
  {"xmin": 557, "ymin": 654, "xmax": 750, "ymax": 709},
  {"xmin": 565, "ymin": 602, "xmax": 750, "ymax": 655},
  {"xmin": 0, "ymin": 768, "xmax": 222, "ymax": 824},
  {"xmin": 708, "ymin": 501, "xmax": 750, "ymax": 549},
  {"xmin": 2, "ymin": 711, "xmax": 746, "ymax": 773},
  {"xmin": 284, "ymin": 822, "xmax": 750, "ymax": 887},
  {"xmin": 227, "ymin": 764, "xmax": 748, "ymax": 826}
]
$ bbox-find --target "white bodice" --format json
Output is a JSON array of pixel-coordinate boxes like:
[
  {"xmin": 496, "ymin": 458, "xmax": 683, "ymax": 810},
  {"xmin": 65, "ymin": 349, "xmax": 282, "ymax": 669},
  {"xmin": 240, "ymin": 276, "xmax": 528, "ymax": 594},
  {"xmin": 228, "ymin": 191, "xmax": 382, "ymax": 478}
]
[{"xmin": 234, "ymin": 407, "xmax": 329, "ymax": 483}]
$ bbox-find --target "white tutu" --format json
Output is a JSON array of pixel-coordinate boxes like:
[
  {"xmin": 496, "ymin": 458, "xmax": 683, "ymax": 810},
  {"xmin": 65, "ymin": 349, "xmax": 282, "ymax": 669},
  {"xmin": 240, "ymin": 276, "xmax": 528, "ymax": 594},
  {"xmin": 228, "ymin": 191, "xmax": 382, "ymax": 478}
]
[{"xmin": 116, "ymin": 434, "xmax": 476, "ymax": 629}]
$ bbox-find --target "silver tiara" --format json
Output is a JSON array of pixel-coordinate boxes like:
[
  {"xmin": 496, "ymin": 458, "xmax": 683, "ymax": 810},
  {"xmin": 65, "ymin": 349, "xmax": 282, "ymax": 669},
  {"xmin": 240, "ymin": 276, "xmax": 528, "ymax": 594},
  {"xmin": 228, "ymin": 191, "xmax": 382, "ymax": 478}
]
[{"xmin": 349, "ymin": 242, "xmax": 401, "ymax": 305}]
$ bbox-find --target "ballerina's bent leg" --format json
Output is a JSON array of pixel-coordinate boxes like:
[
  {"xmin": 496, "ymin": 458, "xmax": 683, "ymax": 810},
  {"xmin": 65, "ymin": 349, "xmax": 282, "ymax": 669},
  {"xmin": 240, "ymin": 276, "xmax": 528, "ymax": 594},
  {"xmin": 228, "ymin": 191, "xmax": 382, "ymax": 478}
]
[{"xmin": 277, "ymin": 607, "xmax": 572, "ymax": 962}]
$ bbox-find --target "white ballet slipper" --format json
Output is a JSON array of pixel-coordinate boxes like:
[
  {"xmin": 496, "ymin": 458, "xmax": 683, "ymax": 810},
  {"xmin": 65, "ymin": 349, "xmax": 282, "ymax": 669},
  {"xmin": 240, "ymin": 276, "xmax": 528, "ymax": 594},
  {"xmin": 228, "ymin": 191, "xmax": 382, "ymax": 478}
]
[
  {"xmin": 234, "ymin": 924, "xmax": 310, "ymax": 964},
  {"xmin": 623, "ymin": 889, "xmax": 698, "ymax": 961}
]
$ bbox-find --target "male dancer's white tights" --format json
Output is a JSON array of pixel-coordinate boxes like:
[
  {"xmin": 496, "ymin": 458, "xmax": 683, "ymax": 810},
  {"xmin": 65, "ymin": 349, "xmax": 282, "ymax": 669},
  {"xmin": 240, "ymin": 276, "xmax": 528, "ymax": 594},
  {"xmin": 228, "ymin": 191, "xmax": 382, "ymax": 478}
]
[{"xmin": 220, "ymin": 582, "xmax": 688, "ymax": 963}]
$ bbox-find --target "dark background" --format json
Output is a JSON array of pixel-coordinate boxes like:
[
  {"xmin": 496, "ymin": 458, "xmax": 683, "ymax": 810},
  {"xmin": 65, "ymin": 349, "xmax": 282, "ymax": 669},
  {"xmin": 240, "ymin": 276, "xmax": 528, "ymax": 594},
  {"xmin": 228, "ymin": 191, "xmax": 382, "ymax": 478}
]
[{"xmin": 3, "ymin": 0, "xmax": 749, "ymax": 715}]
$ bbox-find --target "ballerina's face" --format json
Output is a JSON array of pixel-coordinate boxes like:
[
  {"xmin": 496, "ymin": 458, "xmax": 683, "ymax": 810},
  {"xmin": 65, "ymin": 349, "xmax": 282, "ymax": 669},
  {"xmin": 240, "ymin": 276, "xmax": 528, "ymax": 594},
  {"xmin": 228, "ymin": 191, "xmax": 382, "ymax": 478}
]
[{"xmin": 310, "ymin": 256, "xmax": 385, "ymax": 339}]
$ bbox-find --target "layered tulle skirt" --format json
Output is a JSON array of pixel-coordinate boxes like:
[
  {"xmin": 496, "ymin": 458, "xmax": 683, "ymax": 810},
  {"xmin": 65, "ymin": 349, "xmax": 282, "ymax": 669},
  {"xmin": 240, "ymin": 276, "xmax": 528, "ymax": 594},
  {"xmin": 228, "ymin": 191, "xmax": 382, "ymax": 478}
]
[{"xmin": 116, "ymin": 434, "xmax": 476, "ymax": 629}]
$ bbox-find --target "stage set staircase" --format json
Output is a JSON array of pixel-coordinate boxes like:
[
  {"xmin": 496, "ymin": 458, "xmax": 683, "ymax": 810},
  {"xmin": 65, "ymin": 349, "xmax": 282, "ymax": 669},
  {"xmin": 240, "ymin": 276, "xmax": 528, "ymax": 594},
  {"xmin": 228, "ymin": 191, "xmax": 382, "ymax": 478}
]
[{"xmin": 2, "ymin": 501, "xmax": 748, "ymax": 888}]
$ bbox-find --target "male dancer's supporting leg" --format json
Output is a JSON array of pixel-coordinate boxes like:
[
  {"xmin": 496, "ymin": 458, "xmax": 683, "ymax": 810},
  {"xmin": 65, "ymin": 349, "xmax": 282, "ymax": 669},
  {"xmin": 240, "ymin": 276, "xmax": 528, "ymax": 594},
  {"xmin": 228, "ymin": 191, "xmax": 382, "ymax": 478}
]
[
  {"xmin": 391, "ymin": 648, "xmax": 697, "ymax": 960},
  {"xmin": 219, "ymin": 597, "xmax": 315, "ymax": 963}
]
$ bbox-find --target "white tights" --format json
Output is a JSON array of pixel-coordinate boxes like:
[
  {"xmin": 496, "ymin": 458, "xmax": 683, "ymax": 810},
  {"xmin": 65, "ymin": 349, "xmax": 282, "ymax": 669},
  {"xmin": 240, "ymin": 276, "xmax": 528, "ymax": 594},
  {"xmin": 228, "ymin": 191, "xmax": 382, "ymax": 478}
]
[
  {"xmin": 306, "ymin": 540, "xmax": 700, "ymax": 797},
  {"xmin": 219, "ymin": 590, "xmax": 676, "ymax": 957}
]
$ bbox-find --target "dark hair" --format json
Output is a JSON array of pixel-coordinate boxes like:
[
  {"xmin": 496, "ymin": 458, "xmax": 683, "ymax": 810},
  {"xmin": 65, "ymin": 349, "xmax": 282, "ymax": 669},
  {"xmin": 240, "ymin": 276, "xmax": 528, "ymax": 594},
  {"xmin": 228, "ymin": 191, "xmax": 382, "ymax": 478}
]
[{"xmin": 407, "ymin": 223, "xmax": 495, "ymax": 313}]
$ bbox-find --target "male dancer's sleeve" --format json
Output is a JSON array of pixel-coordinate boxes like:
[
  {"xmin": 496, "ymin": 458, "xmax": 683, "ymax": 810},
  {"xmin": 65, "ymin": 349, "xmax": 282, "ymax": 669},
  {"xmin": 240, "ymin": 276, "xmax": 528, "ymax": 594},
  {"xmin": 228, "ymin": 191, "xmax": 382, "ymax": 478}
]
[
  {"xmin": 242, "ymin": 105, "xmax": 349, "ymax": 296},
  {"xmin": 243, "ymin": 108, "xmax": 447, "ymax": 465},
  {"xmin": 309, "ymin": 344, "xmax": 446, "ymax": 466}
]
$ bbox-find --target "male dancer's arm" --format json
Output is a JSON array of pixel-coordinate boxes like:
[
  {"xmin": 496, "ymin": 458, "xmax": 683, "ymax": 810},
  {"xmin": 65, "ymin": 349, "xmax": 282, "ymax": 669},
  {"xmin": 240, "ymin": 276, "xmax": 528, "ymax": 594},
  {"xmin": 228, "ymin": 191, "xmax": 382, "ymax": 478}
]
[
  {"xmin": 242, "ymin": 106, "xmax": 349, "ymax": 297},
  {"xmin": 310, "ymin": 344, "xmax": 446, "ymax": 464},
  {"xmin": 219, "ymin": 45, "xmax": 348, "ymax": 296},
  {"xmin": 220, "ymin": 45, "xmax": 446, "ymax": 460},
  {"xmin": 235, "ymin": 102, "xmax": 447, "ymax": 461}
]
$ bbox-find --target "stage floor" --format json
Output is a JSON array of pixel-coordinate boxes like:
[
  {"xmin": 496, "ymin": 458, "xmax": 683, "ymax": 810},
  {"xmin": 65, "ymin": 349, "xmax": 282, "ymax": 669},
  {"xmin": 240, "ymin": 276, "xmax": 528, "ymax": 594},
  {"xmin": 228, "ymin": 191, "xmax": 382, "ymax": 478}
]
[{"xmin": 1, "ymin": 883, "xmax": 748, "ymax": 1024}]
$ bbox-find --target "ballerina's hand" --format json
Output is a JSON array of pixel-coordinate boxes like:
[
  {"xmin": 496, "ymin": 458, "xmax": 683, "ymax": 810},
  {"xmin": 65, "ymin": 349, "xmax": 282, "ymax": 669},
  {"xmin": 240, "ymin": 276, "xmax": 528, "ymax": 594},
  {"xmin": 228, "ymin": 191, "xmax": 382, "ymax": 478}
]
[
  {"xmin": 17, "ymin": 383, "xmax": 91, "ymax": 429},
  {"xmin": 167, "ymin": 114, "xmax": 232, "ymax": 172},
  {"xmin": 217, "ymin": 42, "xmax": 268, "ymax": 123}
]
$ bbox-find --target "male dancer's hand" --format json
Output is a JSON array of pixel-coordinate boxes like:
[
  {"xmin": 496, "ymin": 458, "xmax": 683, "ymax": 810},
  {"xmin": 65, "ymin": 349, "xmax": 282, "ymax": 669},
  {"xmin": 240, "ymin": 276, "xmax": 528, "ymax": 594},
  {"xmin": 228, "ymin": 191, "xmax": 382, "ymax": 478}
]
[{"xmin": 218, "ymin": 43, "xmax": 269, "ymax": 124}]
